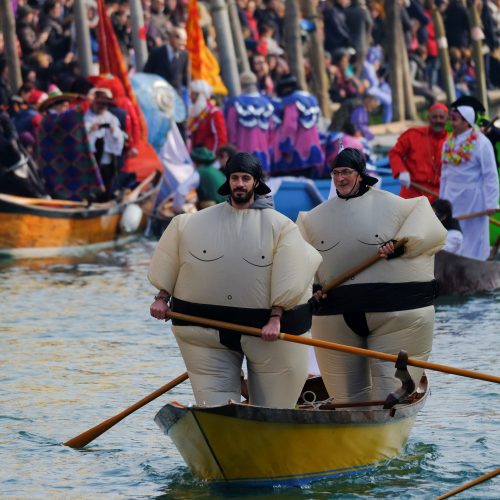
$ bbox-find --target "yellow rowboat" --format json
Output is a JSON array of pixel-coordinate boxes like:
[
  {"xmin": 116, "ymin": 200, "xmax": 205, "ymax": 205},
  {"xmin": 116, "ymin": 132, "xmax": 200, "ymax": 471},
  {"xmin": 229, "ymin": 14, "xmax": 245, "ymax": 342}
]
[
  {"xmin": 0, "ymin": 174, "xmax": 159, "ymax": 259},
  {"xmin": 155, "ymin": 376, "xmax": 428, "ymax": 487}
]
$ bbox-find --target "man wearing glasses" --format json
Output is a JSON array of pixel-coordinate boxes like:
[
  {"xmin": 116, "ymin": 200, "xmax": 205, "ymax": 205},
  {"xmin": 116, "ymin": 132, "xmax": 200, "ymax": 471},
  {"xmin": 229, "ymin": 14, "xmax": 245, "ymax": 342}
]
[{"xmin": 297, "ymin": 147, "xmax": 446, "ymax": 403}]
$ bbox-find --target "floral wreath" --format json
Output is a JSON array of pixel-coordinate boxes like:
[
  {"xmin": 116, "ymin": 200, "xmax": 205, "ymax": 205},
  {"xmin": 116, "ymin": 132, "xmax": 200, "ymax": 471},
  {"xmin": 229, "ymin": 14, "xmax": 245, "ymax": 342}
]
[{"xmin": 443, "ymin": 129, "xmax": 478, "ymax": 166}]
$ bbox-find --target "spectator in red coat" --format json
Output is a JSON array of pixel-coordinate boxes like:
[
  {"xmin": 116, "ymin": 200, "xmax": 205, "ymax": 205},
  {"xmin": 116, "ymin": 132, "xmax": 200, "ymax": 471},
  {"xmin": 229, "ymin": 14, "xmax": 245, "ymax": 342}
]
[
  {"xmin": 187, "ymin": 79, "xmax": 228, "ymax": 154},
  {"xmin": 388, "ymin": 103, "xmax": 449, "ymax": 202}
]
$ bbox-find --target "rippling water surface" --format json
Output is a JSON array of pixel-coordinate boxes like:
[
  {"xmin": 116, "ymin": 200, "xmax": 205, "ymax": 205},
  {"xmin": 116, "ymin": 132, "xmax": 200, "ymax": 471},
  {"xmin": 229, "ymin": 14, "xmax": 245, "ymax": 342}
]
[{"xmin": 1, "ymin": 240, "xmax": 498, "ymax": 499}]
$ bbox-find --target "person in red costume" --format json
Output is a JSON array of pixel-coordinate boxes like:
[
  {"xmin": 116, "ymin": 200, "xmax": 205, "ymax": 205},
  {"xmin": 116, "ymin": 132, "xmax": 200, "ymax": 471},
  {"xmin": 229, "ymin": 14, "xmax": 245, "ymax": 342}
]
[
  {"xmin": 187, "ymin": 79, "xmax": 227, "ymax": 154},
  {"xmin": 388, "ymin": 103, "xmax": 449, "ymax": 202}
]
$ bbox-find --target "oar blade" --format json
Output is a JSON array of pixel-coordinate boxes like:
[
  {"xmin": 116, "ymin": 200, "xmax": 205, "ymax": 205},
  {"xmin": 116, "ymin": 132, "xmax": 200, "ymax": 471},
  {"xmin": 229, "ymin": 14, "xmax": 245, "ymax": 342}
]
[{"xmin": 64, "ymin": 372, "xmax": 188, "ymax": 449}]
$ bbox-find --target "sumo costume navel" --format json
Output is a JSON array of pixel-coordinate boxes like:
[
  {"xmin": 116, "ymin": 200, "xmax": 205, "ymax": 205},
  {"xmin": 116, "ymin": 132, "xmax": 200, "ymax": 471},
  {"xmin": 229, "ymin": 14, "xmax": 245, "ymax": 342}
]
[
  {"xmin": 298, "ymin": 150, "xmax": 447, "ymax": 402},
  {"xmin": 149, "ymin": 196, "xmax": 321, "ymax": 408}
]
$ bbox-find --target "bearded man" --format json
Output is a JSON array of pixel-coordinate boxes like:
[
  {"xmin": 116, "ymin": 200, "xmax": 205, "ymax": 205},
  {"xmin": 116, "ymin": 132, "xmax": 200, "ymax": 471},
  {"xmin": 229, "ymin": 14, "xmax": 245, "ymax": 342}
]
[
  {"xmin": 389, "ymin": 103, "xmax": 449, "ymax": 202},
  {"xmin": 187, "ymin": 79, "xmax": 227, "ymax": 154},
  {"xmin": 149, "ymin": 153, "xmax": 321, "ymax": 408}
]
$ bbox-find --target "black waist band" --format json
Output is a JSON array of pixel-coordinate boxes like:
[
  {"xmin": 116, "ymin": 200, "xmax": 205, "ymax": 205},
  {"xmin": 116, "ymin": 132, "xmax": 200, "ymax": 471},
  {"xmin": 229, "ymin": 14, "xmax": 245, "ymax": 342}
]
[
  {"xmin": 314, "ymin": 280, "xmax": 439, "ymax": 315},
  {"xmin": 171, "ymin": 297, "xmax": 312, "ymax": 352}
]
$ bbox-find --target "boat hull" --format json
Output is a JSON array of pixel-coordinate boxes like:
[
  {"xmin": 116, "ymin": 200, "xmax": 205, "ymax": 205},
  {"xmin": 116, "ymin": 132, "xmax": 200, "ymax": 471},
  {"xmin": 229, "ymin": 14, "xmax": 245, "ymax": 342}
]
[
  {"xmin": 0, "ymin": 188, "xmax": 156, "ymax": 259},
  {"xmin": 155, "ymin": 378, "xmax": 428, "ymax": 486},
  {"xmin": 435, "ymin": 250, "xmax": 500, "ymax": 295}
]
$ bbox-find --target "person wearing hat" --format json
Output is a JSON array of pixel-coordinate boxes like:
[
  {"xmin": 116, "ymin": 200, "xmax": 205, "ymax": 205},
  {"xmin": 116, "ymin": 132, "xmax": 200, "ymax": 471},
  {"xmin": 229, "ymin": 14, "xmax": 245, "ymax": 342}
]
[
  {"xmin": 440, "ymin": 105, "xmax": 499, "ymax": 260},
  {"xmin": 389, "ymin": 103, "xmax": 449, "ymax": 203},
  {"xmin": 190, "ymin": 146, "xmax": 227, "ymax": 209},
  {"xmin": 187, "ymin": 79, "xmax": 227, "ymax": 155},
  {"xmin": 297, "ymin": 147, "xmax": 446, "ymax": 402},
  {"xmin": 84, "ymin": 88, "xmax": 126, "ymax": 199},
  {"xmin": 271, "ymin": 74, "xmax": 324, "ymax": 177},
  {"xmin": 37, "ymin": 85, "xmax": 78, "ymax": 114},
  {"xmin": 223, "ymin": 71, "xmax": 274, "ymax": 172},
  {"xmin": 149, "ymin": 152, "xmax": 321, "ymax": 408}
]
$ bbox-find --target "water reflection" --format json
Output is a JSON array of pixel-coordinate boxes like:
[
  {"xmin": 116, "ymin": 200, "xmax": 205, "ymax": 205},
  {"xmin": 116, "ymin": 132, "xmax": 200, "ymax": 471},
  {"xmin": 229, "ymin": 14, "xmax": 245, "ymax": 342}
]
[{"xmin": 0, "ymin": 239, "xmax": 498, "ymax": 499}]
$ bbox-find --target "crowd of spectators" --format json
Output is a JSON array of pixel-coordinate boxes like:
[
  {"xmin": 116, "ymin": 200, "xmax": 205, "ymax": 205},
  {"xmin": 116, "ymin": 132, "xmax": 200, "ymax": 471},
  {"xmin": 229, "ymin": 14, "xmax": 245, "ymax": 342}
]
[
  {"xmin": 1, "ymin": 0, "xmax": 499, "ymax": 116},
  {"xmin": 0, "ymin": 0, "xmax": 499, "ymax": 193}
]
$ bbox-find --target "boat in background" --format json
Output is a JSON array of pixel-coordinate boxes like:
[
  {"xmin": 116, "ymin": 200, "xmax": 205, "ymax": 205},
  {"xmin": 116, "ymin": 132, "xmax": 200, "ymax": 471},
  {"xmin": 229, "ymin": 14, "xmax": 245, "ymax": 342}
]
[
  {"xmin": 155, "ymin": 376, "xmax": 428, "ymax": 487},
  {"xmin": 0, "ymin": 173, "xmax": 159, "ymax": 259},
  {"xmin": 435, "ymin": 250, "xmax": 500, "ymax": 295}
]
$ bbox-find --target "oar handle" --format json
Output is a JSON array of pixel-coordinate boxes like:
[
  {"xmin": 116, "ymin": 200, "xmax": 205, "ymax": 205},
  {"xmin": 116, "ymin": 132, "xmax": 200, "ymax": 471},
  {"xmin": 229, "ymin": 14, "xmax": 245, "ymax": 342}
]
[
  {"xmin": 322, "ymin": 237, "xmax": 409, "ymax": 292},
  {"xmin": 167, "ymin": 312, "xmax": 500, "ymax": 385},
  {"xmin": 64, "ymin": 371, "xmax": 188, "ymax": 449},
  {"xmin": 456, "ymin": 209, "xmax": 499, "ymax": 221},
  {"xmin": 410, "ymin": 181, "xmax": 439, "ymax": 198},
  {"xmin": 126, "ymin": 171, "xmax": 158, "ymax": 203},
  {"xmin": 409, "ymin": 183, "xmax": 500, "ymax": 224},
  {"xmin": 434, "ymin": 467, "xmax": 500, "ymax": 500}
]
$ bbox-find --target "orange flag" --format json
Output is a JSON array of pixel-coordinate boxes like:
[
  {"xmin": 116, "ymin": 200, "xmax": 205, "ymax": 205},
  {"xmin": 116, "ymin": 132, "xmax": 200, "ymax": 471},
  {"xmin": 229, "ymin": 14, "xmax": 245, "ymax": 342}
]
[
  {"xmin": 96, "ymin": 0, "xmax": 147, "ymax": 140},
  {"xmin": 186, "ymin": 0, "xmax": 228, "ymax": 96}
]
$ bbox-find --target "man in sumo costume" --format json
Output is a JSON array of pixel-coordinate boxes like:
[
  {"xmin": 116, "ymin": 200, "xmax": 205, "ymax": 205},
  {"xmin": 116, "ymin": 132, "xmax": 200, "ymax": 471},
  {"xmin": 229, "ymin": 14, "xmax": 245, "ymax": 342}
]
[
  {"xmin": 297, "ymin": 148, "xmax": 447, "ymax": 402},
  {"xmin": 149, "ymin": 153, "xmax": 322, "ymax": 408}
]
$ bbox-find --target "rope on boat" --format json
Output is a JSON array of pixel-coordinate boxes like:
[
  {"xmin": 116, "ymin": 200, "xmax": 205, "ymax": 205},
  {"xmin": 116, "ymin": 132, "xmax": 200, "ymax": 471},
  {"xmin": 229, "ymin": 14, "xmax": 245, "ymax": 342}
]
[
  {"xmin": 434, "ymin": 467, "xmax": 500, "ymax": 500},
  {"xmin": 300, "ymin": 390, "xmax": 335, "ymax": 409}
]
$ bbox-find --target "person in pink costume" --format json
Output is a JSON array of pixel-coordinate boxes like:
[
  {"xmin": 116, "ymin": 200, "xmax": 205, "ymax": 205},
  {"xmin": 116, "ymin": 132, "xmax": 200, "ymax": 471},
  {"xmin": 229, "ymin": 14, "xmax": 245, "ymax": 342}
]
[
  {"xmin": 224, "ymin": 71, "xmax": 274, "ymax": 173},
  {"xmin": 271, "ymin": 74, "xmax": 324, "ymax": 177}
]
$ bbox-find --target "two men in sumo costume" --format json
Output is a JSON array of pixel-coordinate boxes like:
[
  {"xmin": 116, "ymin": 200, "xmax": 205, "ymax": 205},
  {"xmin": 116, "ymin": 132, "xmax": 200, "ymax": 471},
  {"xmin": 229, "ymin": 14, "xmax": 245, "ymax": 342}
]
[{"xmin": 150, "ymin": 149, "xmax": 446, "ymax": 406}]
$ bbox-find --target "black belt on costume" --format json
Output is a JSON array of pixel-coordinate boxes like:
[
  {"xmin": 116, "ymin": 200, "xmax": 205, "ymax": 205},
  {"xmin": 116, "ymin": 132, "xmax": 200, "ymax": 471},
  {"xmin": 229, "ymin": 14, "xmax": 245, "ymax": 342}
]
[
  {"xmin": 314, "ymin": 280, "xmax": 439, "ymax": 316},
  {"xmin": 171, "ymin": 297, "xmax": 311, "ymax": 352}
]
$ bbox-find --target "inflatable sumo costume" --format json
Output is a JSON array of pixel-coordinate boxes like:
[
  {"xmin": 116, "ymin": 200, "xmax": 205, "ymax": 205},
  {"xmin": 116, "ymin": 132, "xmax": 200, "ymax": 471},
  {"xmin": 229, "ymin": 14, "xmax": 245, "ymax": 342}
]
[
  {"xmin": 149, "ymin": 153, "xmax": 322, "ymax": 408},
  {"xmin": 297, "ymin": 148, "xmax": 447, "ymax": 402}
]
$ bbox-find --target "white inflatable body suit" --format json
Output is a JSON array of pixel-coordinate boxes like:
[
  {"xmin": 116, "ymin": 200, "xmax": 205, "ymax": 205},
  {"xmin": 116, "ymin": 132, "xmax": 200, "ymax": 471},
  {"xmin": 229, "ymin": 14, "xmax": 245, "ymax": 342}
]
[
  {"xmin": 149, "ymin": 200, "xmax": 322, "ymax": 407},
  {"xmin": 297, "ymin": 189, "xmax": 446, "ymax": 402}
]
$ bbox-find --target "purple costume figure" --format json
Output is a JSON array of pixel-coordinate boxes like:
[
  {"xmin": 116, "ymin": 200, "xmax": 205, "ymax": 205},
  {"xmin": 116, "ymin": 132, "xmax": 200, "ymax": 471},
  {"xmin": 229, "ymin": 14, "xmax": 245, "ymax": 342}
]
[
  {"xmin": 224, "ymin": 72, "xmax": 274, "ymax": 173},
  {"xmin": 271, "ymin": 74, "xmax": 324, "ymax": 177}
]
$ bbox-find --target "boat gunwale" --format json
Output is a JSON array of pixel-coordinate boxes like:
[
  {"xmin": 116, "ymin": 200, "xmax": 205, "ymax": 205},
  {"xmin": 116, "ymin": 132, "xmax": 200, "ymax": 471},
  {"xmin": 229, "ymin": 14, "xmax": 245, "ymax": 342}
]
[
  {"xmin": 0, "ymin": 187, "xmax": 156, "ymax": 219},
  {"xmin": 156, "ymin": 376, "xmax": 428, "ymax": 431}
]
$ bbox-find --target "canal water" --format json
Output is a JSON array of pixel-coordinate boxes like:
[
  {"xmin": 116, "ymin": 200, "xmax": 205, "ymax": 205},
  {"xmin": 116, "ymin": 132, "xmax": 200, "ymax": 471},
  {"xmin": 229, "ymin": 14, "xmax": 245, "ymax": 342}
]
[{"xmin": 1, "ymin": 239, "xmax": 498, "ymax": 499}]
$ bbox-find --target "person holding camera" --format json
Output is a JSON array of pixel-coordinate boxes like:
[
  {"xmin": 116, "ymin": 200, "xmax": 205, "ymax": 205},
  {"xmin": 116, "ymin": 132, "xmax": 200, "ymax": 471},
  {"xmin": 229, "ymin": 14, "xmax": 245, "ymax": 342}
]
[{"xmin": 84, "ymin": 88, "xmax": 126, "ymax": 199}]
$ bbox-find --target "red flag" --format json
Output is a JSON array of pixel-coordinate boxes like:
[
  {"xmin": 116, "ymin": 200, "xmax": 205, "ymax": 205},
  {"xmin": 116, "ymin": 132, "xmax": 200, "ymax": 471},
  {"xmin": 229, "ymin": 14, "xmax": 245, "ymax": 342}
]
[{"xmin": 96, "ymin": 0, "xmax": 147, "ymax": 140}]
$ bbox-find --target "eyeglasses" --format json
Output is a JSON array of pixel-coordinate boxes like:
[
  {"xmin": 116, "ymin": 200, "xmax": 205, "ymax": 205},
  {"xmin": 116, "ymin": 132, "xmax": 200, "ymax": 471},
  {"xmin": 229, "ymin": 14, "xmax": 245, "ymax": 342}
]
[{"xmin": 331, "ymin": 168, "xmax": 357, "ymax": 177}]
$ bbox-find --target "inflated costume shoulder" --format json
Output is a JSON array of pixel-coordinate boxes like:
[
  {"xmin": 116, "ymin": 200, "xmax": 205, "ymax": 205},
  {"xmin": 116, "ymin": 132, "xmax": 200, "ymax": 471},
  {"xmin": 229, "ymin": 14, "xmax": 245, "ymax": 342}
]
[
  {"xmin": 297, "ymin": 189, "xmax": 446, "ymax": 286},
  {"xmin": 149, "ymin": 202, "xmax": 321, "ymax": 309}
]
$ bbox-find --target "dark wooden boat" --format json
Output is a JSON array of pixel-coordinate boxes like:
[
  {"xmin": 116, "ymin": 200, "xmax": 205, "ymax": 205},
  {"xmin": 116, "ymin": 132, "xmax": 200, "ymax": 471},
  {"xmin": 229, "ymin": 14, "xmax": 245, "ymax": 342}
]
[
  {"xmin": 0, "ymin": 173, "xmax": 159, "ymax": 259},
  {"xmin": 435, "ymin": 250, "xmax": 500, "ymax": 295}
]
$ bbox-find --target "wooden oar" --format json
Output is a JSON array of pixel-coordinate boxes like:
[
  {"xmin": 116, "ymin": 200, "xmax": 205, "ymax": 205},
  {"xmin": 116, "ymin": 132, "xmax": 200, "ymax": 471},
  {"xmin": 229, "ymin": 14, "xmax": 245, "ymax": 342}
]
[
  {"xmin": 410, "ymin": 181, "xmax": 439, "ymax": 198},
  {"xmin": 64, "ymin": 371, "xmax": 188, "ymax": 449},
  {"xmin": 410, "ymin": 182, "xmax": 500, "ymax": 224},
  {"xmin": 456, "ymin": 209, "xmax": 499, "ymax": 221},
  {"xmin": 321, "ymin": 238, "xmax": 408, "ymax": 292},
  {"xmin": 167, "ymin": 312, "xmax": 500, "ymax": 384},
  {"xmin": 125, "ymin": 171, "xmax": 159, "ymax": 203},
  {"xmin": 434, "ymin": 467, "xmax": 500, "ymax": 500}
]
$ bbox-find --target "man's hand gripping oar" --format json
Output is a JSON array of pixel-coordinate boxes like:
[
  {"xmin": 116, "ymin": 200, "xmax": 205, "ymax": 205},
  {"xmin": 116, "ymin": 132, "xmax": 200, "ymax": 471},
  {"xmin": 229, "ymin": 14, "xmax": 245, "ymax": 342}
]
[{"xmin": 309, "ymin": 238, "xmax": 408, "ymax": 308}]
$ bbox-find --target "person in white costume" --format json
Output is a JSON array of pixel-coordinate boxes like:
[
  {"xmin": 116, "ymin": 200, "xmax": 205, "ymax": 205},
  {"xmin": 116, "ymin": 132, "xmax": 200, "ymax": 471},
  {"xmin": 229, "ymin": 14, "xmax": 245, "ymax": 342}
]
[
  {"xmin": 297, "ymin": 148, "xmax": 447, "ymax": 402},
  {"xmin": 84, "ymin": 88, "xmax": 126, "ymax": 198},
  {"xmin": 440, "ymin": 105, "xmax": 499, "ymax": 261},
  {"xmin": 149, "ymin": 153, "xmax": 322, "ymax": 408}
]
